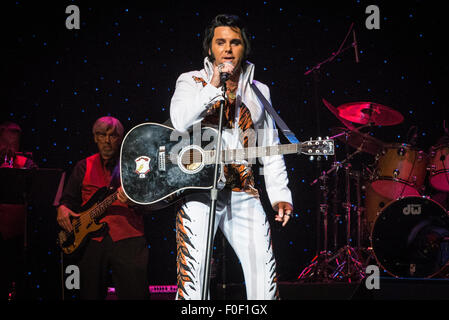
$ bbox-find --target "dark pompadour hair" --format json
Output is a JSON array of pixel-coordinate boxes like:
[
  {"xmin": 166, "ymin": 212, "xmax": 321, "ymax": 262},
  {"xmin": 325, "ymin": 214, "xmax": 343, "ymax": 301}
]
[{"xmin": 202, "ymin": 14, "xmax": 251, "ymax": 63}]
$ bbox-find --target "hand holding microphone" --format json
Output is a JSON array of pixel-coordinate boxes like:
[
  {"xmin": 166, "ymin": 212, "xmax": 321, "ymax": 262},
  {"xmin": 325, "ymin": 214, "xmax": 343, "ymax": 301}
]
[{"xmin": 211, "ymin": 61, "xmax": 234, "ymax": 88}]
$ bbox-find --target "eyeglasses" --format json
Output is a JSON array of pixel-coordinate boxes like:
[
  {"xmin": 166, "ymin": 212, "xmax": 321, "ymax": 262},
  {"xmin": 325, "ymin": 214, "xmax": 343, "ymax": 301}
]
[{"xmin": 95, "ymin": 132, "xmax": 121, "ymax": 142}]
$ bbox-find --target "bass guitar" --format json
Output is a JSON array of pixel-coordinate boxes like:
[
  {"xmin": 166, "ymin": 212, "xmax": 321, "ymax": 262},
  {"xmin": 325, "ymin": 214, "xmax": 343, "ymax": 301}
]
[{"xmin": 57, "ymin": 187, "xmax": 118, "ymax": 255}]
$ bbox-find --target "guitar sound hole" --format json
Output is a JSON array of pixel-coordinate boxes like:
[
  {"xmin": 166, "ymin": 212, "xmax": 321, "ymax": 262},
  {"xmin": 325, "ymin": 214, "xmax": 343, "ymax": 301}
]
[{"xmin": 180, "ymin": 148, "xmax": 203, "ymax": 172}]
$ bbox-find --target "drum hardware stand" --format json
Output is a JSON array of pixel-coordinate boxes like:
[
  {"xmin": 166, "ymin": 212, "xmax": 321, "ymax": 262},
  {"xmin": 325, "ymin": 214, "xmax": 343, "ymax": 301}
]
[
  {"xmin": 298, "ymin": 172, "xmax": 337, "ymax": 282},
  {"xmin": 301, "ymin": 22, "xmax": 360, "ymax": 283},
  {"xmin": 353, "ymin": 170, "xmax": 364, "ymax": 248},
  {"xmin": 299, "ymin": 144, "xmax": 364, "ymax": 282},
  {"xmin": 352, "ymin": 170, "xmax": 377, "ymax": 268},
  {"xmin": 300, "ymin": 23, "xmax": 363, "ymax": 283},
  {"xmin": 330, "ymin": 130, "xmax": 366, "ymax": 282},
  {"xmin": 330, "ymin": 162, "xmax": 366, "ymax": 282},
  {"xmin": 332, "ymin": 154, "xmax": 341, "ymax": 252},
  {"xmin": 357, "ymin": 246, "xmax": 377, "ymax": 269}
]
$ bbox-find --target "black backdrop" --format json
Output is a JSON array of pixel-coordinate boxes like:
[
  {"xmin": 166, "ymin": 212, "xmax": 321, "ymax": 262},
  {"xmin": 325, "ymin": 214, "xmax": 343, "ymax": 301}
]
[{"xmin": 2, "ymin": 0, "xmax": 448, "ymax": 299}]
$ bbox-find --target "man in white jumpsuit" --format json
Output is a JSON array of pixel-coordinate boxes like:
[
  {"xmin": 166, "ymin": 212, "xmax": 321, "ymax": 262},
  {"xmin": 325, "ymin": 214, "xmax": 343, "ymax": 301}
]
[{"xmin": 170, "ymin": 14, "xmax": 294, "ymax": 300}]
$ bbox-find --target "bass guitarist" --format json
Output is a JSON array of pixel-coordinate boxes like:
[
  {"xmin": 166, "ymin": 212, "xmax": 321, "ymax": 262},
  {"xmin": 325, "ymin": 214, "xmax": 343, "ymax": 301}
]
[{"xmin": 56, "ymin": 116, "xmax": 149, "ymax": 300}]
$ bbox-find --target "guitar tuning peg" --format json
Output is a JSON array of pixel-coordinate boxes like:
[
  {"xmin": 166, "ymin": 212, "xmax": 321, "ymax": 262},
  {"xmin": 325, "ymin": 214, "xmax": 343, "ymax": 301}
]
[
  {"xmin": 318, "ymin": 137, "xmax": 322, "ymax": 140},
  {"xmin": 309, "ymin": 156, "xmax": 314, "ymax": 161},
  {"xmin": 325, "ymin": 136, "xmax": 329, "ymax": 140}
]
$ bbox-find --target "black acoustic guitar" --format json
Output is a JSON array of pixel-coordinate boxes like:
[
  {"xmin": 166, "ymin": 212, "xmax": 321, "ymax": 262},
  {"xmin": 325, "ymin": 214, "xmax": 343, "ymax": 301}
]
[
  {"xmin": 120, "ymin": 122, "xmax": 334, "ymax": 209},
  {"xmin": 57, "ymin": 187, "xmax": 117, "ymax": 255}
]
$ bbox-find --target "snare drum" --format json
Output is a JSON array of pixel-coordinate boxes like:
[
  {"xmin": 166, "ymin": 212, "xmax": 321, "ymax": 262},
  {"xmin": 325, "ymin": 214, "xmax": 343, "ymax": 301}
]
[
  {"xmin": 371, "ymin": 143, "xmax": 428, "ymax": 199},
  {"xmin": 429, "ymin": 144, "xmax": 449, "ymax": 192},
  {"xmin": 371, "ymin": 196, "xmax": 449, "ymax": 278}
]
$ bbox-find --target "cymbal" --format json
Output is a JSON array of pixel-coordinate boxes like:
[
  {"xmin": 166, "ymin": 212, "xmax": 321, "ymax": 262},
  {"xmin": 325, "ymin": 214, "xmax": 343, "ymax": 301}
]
[
  {"xmin": 330, "ymin": 127, "xmax": 385, "ymax": 155},
  {"xmin": 337, "ymin": 102, "xmax": 404, "ymax": 126},
  {"xmin": 322, "ymin": 98, "xmax": 357, "ymax": 131}
]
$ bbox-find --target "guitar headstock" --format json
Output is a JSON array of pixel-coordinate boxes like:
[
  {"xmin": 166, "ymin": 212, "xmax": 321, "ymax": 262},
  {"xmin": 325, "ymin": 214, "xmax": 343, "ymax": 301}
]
[{"xmin": 300, "ymin": 137, "xmax": 335, "ymax": 156}]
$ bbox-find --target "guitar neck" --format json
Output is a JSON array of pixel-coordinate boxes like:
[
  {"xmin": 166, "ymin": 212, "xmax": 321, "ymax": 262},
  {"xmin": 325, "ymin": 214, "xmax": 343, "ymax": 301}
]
[
  {"xmin": 204, "ymin": 139, "xmax": 333, "ymax": 164},
  {"xmin": 89, "ymin": 190, "xmax": 119, "ymax": 220},
  {"xmin": 228, "ymin": 144, "xmax": 300, "ymax": 161},
  {"xmin": 205, "ymin": 144, "xmax": 300, "ymax": 164}
]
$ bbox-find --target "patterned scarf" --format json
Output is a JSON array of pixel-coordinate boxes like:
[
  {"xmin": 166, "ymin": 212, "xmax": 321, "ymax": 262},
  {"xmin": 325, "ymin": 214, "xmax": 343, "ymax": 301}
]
[{"xmin": 193, "ymin": 76, "xmax": 258, "ymax": 196}]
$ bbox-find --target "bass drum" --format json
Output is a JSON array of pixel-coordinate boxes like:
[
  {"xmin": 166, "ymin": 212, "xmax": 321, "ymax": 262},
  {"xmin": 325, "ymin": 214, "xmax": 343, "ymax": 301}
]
[
  {"xmin": 371, "ymin": 197, "xmax": 449, "ymax": 278},
  {"xmin": 364, "ymin": 183, "xmax": 421, "ymax": 244}
]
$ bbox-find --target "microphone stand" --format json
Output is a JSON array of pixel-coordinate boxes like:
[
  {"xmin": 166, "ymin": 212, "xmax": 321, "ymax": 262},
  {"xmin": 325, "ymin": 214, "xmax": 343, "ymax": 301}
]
[
  {"xmin": 201, "ymin": 78, "xmax": 227, "ymax": 300},
  {"xmin": 303, "ymin": 22, "xmax": 356, "ymax": 77}
]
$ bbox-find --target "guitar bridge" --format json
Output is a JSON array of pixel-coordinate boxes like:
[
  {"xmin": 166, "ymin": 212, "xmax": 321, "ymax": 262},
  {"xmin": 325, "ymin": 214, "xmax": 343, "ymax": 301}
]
[{"xmin": 158, "ymin": 146, "xmax": 166, "ymax": 171}]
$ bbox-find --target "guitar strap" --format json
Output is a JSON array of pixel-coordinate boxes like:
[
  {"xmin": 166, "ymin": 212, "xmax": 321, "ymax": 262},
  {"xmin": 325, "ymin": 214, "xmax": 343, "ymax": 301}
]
[
  {"xmin": 250, "ymin": 82, "xmax": 299, "ymax": 144},
  {"xmin": 163, "ymin": 82, "xmax": 299, "ymax": 144},
  {"xmin": 109, "ymin": 161, "xmax": 121, "ymax": 190}
]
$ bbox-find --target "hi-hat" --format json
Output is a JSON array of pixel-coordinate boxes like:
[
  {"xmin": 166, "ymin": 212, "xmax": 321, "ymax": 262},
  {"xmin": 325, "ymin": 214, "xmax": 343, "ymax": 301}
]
[
  {"xmin": 330, "ymin": 127, "xmax": 385, "ymax": 155},
  {"xmin": 337, "ymin": 102, "xmax": 404, "ymax": 126}
]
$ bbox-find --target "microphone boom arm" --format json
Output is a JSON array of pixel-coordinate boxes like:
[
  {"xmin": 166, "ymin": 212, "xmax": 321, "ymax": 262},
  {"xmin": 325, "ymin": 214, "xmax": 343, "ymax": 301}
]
[{"xmin": 304, "ymin": 22, "xmax": 357, "ymax": 76}]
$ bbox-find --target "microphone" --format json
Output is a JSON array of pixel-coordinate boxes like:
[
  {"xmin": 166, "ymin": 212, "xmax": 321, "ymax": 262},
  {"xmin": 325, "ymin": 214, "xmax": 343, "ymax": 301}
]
[
  {"xmin": 219, "ymin": 61, "xmax": 233, "ymax": 84},
  {"xmin": 352, "ymin": 29, "xmax": 359, "ymax": 63}
]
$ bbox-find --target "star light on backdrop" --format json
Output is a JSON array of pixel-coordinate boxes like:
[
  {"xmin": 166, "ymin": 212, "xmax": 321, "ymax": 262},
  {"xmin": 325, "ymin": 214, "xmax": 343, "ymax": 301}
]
[{"xmin": 2, "ymin": 0, "xmax": 447, "ymax": 299}]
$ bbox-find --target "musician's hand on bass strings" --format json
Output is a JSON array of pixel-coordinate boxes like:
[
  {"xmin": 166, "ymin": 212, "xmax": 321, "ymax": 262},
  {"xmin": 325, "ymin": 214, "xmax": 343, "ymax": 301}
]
[
  {"xmin": 57, "ymin": 205, "xmax": 80, "ymax": 232},
  {"xmin": 117, "ymin": 186, "xmax": 130, "ymax": 204}
]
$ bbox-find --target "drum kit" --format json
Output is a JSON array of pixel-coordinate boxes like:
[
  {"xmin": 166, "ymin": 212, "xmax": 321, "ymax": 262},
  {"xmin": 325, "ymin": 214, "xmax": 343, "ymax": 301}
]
[{"xmin": 298, "ymin": 100, "xmax": 449, "ymax": 282}]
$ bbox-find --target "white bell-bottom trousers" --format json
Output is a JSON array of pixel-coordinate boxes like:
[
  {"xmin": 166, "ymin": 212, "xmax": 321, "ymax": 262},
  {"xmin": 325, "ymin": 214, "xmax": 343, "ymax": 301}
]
[{"xmin": 175, "ymin": 189, "xmax": 278, "ymax": 300}]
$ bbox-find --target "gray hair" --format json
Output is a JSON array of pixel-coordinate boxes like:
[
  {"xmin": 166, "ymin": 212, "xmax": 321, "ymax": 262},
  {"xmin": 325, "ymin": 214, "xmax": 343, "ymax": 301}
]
[{"xmin": 92, "ymin": 116, "xmax": 124, "ymax": 138}]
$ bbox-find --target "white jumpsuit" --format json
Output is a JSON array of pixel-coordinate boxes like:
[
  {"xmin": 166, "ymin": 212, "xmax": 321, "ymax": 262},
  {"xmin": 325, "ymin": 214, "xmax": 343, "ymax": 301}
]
[{"xmin": 170, "ymin": 58, "xmax": 293, "ymax": 300}]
